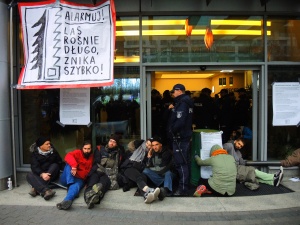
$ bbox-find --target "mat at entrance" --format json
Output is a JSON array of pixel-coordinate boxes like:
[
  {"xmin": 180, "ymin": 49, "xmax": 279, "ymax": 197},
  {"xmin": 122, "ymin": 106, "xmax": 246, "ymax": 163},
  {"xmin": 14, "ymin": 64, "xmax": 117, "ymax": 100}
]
[{"xmin": 134, "ymin": 182, "xmax": 294, "ymax": 197}]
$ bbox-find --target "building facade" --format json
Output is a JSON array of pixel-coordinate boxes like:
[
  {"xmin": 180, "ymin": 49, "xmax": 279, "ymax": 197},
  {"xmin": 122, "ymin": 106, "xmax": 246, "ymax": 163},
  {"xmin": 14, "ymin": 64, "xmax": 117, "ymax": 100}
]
[{"xmin": 1, "ymin": 0, "xmax": 300, "ymax": 189}]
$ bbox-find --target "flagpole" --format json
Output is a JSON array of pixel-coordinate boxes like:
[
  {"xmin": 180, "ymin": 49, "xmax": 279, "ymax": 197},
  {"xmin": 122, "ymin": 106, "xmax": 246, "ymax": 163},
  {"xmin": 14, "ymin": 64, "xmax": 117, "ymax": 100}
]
[{"xmin": 9, "ymin": 0, "xmax": 18, "ymax": 188}]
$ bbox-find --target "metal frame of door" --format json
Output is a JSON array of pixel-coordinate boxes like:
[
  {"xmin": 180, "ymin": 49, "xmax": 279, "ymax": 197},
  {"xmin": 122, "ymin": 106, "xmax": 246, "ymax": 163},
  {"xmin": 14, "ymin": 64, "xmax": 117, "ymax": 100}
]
[{"xmin": 140, "ymin": 65, "xmax": 264, "ymax": 161}]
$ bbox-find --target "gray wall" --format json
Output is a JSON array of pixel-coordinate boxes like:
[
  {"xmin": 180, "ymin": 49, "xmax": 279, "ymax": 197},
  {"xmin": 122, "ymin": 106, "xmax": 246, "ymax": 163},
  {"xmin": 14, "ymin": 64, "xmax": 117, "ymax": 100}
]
[{"xmin": 0, "ymin": 1, "xmax": 12, "ymax": 191}]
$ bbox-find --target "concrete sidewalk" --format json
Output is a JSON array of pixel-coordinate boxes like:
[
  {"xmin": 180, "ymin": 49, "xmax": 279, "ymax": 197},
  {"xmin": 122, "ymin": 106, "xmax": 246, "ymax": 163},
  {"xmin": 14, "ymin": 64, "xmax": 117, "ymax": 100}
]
[{"xmin": 0, "ymin": 172, "xmax": 300, "ymax": 224}]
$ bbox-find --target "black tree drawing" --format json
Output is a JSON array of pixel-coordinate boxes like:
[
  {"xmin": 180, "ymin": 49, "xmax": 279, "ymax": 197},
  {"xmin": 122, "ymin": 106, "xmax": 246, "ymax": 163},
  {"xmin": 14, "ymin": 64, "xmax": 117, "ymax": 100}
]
[{"xmin": 30, "ymin": 10, "xmax": 47, "ymax": 80}]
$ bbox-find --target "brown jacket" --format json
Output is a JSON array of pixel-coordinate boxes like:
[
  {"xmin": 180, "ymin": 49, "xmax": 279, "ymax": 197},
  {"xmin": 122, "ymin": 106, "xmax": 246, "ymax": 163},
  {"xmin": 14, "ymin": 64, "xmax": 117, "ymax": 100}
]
[{"xmin": 280, "ymin": 148, "xmax": 300, "ymax": 167}]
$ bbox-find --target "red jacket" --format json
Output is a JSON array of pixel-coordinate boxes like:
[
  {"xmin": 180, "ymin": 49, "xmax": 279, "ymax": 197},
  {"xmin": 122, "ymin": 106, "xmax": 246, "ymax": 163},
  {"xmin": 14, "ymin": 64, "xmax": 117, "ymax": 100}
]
[{"xmin": 64, "ymin": 149, "xmax": 94, "ymax": 180}]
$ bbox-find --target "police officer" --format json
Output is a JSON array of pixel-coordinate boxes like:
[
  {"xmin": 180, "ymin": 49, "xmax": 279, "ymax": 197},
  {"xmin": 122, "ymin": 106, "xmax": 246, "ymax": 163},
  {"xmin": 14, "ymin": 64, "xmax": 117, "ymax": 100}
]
[{"xmin": 168, "ymin": 84, "xmax": 193, "ymax": 196}]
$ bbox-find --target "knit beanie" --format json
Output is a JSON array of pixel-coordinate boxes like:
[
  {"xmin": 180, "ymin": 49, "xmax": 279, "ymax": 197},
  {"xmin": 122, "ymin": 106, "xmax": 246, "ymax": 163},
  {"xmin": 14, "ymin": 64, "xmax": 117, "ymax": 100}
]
[
  {"xmin": 110, "ymin": 134, "xmax": 120, "ymax": 146},
  {"xmin": 149, "ymin": 136, "xmax": 162, "ymax": 144},
  {"xmin": 36, "ymin": 137, "xmax": 50, "ymax": 147},
  {"xmin": 211, "ymin": 144, "xmax": 222, "ymax": 151}
]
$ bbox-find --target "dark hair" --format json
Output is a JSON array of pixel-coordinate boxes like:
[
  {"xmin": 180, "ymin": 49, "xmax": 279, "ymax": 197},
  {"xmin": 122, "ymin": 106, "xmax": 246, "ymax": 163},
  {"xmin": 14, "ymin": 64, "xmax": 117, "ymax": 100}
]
[
  {"xmin": 235, "ymin": 137, "xmax": 246, "ymax": 145},
  {"xmin": 81, "ymin": 140, "xmax": 92, "ymax": 149}
]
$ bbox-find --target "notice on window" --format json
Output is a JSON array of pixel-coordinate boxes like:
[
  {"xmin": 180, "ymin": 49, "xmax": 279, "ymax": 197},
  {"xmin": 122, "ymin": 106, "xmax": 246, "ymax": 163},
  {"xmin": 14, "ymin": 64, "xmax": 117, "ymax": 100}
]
[
  {"xmin": 200, "ymin": 131, "xmax": 223, "ymax": 179},
  {"xmin": 272, "ymin": 82, "xmax": 300, "ymax": 126},
  {"xmin": 60, "ymin": 88, "xmax": 90, "ymax": 125}
]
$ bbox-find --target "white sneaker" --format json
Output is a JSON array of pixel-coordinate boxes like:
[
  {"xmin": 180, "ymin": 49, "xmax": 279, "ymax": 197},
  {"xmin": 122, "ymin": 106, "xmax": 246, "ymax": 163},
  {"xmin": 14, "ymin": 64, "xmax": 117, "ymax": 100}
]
[
  {"xmin": 153, "ymin": 187, "xmax": 160, "ymax": 200},
  {"xmin": 144, "ymin": 192, "xmax": 154, "ymax": 204}
]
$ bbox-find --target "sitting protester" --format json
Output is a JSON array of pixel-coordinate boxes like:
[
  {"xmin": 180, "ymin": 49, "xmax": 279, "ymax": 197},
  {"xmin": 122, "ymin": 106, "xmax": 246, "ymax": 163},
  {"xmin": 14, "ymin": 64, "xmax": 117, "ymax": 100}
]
[
  {"xmin": 83, "ymin": 134, "xmax": 124, "ymax": 209},
  {"xmin": 56, "ymin": 140, "xmax": 93, "ymax": 210},
  {"xmin": 119, "ymin": 139, "xmax": 161, "ymax": 204},
  {"xmin": 194, "ymin": 144, "xmax": 237, "ymax": 197},
  {"xmin": 26, "ymin": 137, "xmax": 65, "ymax": 200},
  {"xmin": 223, "ymin": 138, "xmax": 284, "ymax": 189},
  {"xmin": 143, "ymin": 136, "xmax": 174, "ymax": 198}
]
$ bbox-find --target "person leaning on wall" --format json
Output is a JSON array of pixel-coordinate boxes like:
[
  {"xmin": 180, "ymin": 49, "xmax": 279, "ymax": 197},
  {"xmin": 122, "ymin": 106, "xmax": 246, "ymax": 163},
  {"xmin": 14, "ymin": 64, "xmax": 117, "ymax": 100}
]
[{"xmin": 26, "ymin": 137, "xmax": 65, "ymax": 200}]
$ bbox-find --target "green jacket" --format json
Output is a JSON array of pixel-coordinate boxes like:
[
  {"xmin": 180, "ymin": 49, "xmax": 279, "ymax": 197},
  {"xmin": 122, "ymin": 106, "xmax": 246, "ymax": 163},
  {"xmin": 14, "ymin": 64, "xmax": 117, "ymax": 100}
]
[{"xmin": 195, "ymin": 149, "xmax": 237, "ymax": 196}]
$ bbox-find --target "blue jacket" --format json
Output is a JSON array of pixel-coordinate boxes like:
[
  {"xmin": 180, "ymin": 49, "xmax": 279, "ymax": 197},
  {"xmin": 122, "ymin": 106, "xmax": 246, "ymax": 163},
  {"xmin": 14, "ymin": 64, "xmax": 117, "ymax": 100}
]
[{"xmin": 168, "ymin": 94, "xmax": 193, "ymax": 141}]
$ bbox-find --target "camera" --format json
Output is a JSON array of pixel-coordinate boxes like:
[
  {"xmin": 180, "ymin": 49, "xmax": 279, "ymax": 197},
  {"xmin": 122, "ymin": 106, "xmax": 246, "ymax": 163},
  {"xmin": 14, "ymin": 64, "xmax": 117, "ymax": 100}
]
[{"xmin": 200, "ymin": 66, "xmax": 207, "ymax": 71}]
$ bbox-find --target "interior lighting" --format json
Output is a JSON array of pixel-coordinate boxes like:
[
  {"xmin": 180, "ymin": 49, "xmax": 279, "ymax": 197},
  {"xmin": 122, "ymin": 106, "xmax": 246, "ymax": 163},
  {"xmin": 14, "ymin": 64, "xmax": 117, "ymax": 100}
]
[
  {"xmin": 117, "ymin": 29, "xmax": 270, "ymax": 36},
  {"xmin": 114, "ymin": 56, "xmax": 140, "ymax": 63},
  {"xmin": 211, "ymin": 20, "xmax": 271, "ymax": 26},
  {"xmin": 160, "ymin": 74, "xmax": 215, "ymax": 79}
]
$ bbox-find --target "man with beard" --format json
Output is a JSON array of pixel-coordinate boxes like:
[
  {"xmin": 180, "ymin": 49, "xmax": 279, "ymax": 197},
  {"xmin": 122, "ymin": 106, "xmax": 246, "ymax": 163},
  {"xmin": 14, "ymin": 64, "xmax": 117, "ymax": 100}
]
[
  {"xmin": 223, "ymin": 138, "xmax": 284, "ymax": 189},
  {"xmin": 83, "ymin": 134, "xmax": 124, "ymax": 209},
  {"xmin": 56, "ymin": 140, "xmax": 93, "ymax": 210}
]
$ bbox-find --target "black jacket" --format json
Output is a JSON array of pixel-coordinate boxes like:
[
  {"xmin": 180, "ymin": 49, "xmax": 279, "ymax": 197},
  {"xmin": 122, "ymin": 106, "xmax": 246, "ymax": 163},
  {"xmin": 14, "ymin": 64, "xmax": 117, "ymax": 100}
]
[{"xmin": 30, "ymin": 146, "xmax": 65, "ymax": 177}]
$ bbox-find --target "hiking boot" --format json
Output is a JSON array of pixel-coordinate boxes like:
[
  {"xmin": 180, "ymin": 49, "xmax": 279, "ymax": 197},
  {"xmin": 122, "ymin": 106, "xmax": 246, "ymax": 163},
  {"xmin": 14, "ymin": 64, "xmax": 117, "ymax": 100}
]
[
  {"xmin": 158, "ymin": 187, "xmax": 166, "ymax": 201},
  {"xmin": 43, "ymin": 189, "xmax": 56, "ymax": 200},
  {"xmin": 28, "ymin": 188, "xmax": 37, "ymax": 197},
  {"xmin": 193, "ymin": 185, "xmax": 212, "ymax": 197},
  {"xmin": 85, "ymin": 189, "xmax": 97, "ymax": 200},
  {"xmin": 87, "ymin": 193, "xmax": 100, "ymax": 209},
  {"xmin": 92, "ymin": 183, "xmax": 104, "ymax": 198},
  {"xmin": 274, "ymin": 166, "xmax": 284, "ymax": 187},
  {"xmin": 56, "ymin": 200, "xmax": 73, "ymax": 210}
]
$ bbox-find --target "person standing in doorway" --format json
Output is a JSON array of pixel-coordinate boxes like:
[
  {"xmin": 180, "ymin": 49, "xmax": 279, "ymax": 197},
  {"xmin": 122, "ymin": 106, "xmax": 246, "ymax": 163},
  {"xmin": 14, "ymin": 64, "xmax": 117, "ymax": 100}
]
[{"xmin": 168, "ymin": 84, "xmax": 193, "ymax": 196}]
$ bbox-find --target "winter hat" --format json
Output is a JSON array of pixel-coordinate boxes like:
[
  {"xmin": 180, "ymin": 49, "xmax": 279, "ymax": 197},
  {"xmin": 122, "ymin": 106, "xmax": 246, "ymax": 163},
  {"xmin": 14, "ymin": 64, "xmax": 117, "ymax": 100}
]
[
  {"xmin": 36, "ymin": 137, "xmax": 50, "ymax": 147},
  {"xmin": 110, "ymin": 134, "xmax": 120, "ymax": 145},
  {"xmin": 150, "ymin": 136, "xmax": 162, "ymax": 144},
  {"xmin": 210, "ymin": 144, "xmax": 222, "ymax": 155}
]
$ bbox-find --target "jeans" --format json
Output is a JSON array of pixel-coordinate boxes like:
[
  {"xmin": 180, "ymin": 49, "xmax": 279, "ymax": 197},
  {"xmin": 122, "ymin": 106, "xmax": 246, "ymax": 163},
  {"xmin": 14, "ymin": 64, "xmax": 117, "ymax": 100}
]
[
  {"xmin": 143, "ymin": 168, "xmax": 174, "ymax": 192},
  {"xmin": 60, "ymin": 164, "xmax": 85, "ymax": 201}
]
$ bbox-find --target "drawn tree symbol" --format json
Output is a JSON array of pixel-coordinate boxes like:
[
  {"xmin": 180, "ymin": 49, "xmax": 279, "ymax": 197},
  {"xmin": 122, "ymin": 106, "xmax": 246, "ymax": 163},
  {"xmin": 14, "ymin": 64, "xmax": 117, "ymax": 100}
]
[{"xmin": 30, "ymin": 10, "xmax": 46, "ymax": 80}]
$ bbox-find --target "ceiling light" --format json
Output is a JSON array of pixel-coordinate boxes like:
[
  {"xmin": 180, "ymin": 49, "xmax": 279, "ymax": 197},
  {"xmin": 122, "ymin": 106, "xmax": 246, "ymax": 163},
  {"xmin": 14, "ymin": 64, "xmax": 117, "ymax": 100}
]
[
  {"xmin": 159, "ymin": 74, "xmax": 214, "ymax": 79},
  {"xmin": 220, "ymin": 70, "xmax": 233, "ymax": 72}
]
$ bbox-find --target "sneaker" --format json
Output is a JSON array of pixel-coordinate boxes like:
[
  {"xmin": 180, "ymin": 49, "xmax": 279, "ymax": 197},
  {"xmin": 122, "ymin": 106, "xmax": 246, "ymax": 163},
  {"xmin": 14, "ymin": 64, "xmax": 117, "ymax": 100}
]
[
  {"xmin": 193, "ymin": 185, "xmax": 212, "ymax": 197},
  {"xmin": 153, "ymin": 187, "xmax": 160, "ymax": 200},
  {"xmin": 92, "ymin": 183, "xmax": 104, "ymax": 198},
  {"xmin": 28, "ymin": 188, "xmax": 37, "ymax": 197},
  {"xmin": 274, "ymin": 166, "xmax": 284, "ymax": 187},
  {"xmin": 87, "ymin": 193, "xmax": 100, "ymax": 209},
  {"xmin": 158, "ymin": 187, "xmax": 166, "ymax": 201},
  {"xmin": 43, "ymin": 189, "xmax": 56, "ymax": 200},
  {"xmin": 56, "ymin": 200, "xmax": 73, "ymax": 210},
  {"xmin": 144, "ymin": 191, "xmax": 154, "ymax": 203}
]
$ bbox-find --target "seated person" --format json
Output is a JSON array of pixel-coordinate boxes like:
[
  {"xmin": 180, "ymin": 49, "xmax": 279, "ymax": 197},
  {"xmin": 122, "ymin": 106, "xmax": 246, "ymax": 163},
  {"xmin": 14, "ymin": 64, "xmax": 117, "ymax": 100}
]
[
  {"xmin": 56, "ymin": 140, "xmax": 94, "ymax": 210},
  {"xmin": 194, "ymin": 144, "xmax": 237, "ymax": 197},
  {"xmin": 143, "ymin": 136, "xmax": 174, "ymax": 198},
  {"xmin": 119, "ymin": 139, "xmax": 160, "ymax": 204},
  {"xmin": 84, "ymin": 134, "xmax": 123, "ymax": 209},
  {"xmin": 223, "ymin": 138, "xmax": 284, "ymax": 189},
  {"xmin": 281, "ymin": 148, "xmax": 300, "ymax": 167},
  {"xmin": 26, "ymin": 137, "xmax": 65, "ymax": 200}
]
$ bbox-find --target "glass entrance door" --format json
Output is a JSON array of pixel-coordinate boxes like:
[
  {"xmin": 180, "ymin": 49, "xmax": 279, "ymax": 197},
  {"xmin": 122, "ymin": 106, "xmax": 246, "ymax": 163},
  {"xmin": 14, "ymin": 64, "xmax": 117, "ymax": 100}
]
[{"xmin": 146, "ymin": 67, "xmax": 258, "ymax": 161}]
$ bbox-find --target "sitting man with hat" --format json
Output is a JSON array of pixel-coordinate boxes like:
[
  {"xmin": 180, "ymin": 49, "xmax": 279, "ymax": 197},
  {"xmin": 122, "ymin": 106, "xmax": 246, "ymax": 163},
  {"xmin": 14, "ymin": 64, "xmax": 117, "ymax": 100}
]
[
  {"xmin": 143, "ymin": 136, "xmax": 174, "ymax": 198},
  {"xmin": 27, "ymin": 137, "xmax": 65, "ymax": 200},
  {"xmin": 83, "ymin": 134, "xmax": 124, "ymax": 209}
]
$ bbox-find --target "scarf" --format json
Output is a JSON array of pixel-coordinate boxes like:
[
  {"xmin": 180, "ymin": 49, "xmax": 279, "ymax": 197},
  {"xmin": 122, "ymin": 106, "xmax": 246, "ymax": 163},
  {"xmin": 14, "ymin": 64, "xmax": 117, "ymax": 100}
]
[
  {"xmin": 38, "ymin": 147, "xmax": 53, "ymax": 156},
  {"xmin": 211, "ymin": 149, "xmax": 228, "ymax": 157},
  {"xmin": 129, "ymin": 141, "xmax": 147, "ymax": 162}
]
